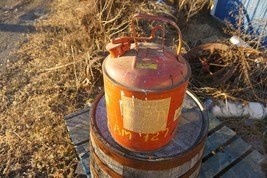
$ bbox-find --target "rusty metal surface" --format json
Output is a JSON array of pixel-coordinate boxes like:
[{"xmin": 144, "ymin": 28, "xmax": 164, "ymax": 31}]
[{"xmin": 184, "ymin": 43, "xmax": 236, "ymax": 86}]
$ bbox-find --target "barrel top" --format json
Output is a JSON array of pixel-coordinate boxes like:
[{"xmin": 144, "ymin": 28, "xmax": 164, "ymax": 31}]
[{"xmin": 92, "ymin": 90, "xmax": 208, "ymax": 160}]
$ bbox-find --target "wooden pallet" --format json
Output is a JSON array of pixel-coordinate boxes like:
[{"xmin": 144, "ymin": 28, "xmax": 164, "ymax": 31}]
[{"xmin": 64, "ymin": 109, "xmax": 266, "ymax": 178}]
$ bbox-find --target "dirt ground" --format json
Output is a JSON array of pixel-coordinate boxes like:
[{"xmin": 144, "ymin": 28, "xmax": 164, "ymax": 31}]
[{"xmin": 0, "ymin": 0, "xmax": 47, "ymax": 73}]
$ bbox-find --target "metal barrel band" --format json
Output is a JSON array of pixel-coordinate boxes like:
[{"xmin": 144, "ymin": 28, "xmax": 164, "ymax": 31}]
[
  {"xmin": 91, "ymin": 150, "xmax": 122, "ymax": 178},
  {"xmin": 180, "ymin": 158, "xmax": 202, "ymax": 178},
  {"xmin": 90, "ymin": 165, "xmax": 99, "ymax": 178},
  {"xmin": 90, "ymin": 164, "xmax": 98, "ymax": 178}
]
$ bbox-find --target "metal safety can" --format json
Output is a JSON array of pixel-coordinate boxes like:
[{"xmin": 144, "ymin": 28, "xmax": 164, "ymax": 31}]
[{"xmin": 103, "ymin": 14, "xmax": 191, "ymax": 151}]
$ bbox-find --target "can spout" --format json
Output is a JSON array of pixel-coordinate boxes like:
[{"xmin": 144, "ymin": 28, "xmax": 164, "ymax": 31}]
[{"xmin": 106, "ymin": 38, "xmax": 131, "ymax": 58}]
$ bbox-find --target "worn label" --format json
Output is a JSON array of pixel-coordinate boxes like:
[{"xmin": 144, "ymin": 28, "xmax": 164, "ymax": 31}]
[
  {"xmin": 113, "ymin": 123, "xmax": 170, "ymax": 142},
  {"xmin": 121, "ymin": 96, "xmax": 170, "ymax": 134},
  {"xmin": 174, "ymin": 106, "xmax": 182, "ymax": 121},
  {"xmin": 136, "ymin": 63, "xmax": 157, "ymax": 70}
]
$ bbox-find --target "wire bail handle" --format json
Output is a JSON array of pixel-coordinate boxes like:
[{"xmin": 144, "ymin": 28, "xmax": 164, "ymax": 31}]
[{"xmin": 131, "ymin": 13, "xmax": 183, "ymax": 56}]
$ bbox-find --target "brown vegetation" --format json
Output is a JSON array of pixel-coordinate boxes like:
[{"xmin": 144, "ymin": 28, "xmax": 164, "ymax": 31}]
[
  {"xmin": 0, "ymin": 0, "xmax": 265, "ymax": 177},
  {"xmin": 0, "ymin": 0, "xmax": 198, "ymax": 176}
]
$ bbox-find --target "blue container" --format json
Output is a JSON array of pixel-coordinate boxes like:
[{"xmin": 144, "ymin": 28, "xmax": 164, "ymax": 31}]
[{"xmin": 211, "ymin": 0, "xmax": 267, "ymax": 47}]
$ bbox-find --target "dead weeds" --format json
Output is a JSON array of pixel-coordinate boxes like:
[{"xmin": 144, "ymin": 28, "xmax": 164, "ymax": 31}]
[
  {"xmin": 0, "ymin": 0, "xmax": 184, "ymax": 176},
  {"xmin": 188, "ymin": 46, "xmax": 267, "ymax": 103}
]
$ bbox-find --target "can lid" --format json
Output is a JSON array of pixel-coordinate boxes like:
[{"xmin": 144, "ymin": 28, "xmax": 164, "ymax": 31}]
[{"xmin": 103, "ymin": 43, "xmax": 191, "ymax": 90}]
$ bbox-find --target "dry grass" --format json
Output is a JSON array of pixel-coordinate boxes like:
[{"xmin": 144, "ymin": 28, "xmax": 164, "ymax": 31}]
[
  {"xmin": 0, "ymin": 0, "xmax": 201, "ymax": 176},
  {"xmin": 176, "ymin": 0, "xmax": 213, "ymax": 22},
  {"xmin": 4, "ymin": 0, "xmax": 263, "ymax": 176},
  {"xmin": 225, "ymin": 6, "xmax": 267, "ymax": 51},
  {"xmin": 186, "ymin": 2, "xmax": 267, "ymax": 103},
  {"xmin": 188, "ymin": 46, "xmax": 267, "ymax": 155},
  {"xmin": 186, "ymin": 8, "xmax": 267, "ymax": 154},
  {"xmin": 189, "ymin": 46, "xmax": 267, "ymax": 103}
]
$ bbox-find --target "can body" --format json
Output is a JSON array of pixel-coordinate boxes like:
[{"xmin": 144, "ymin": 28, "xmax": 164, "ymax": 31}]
[{"xmin": 103, "ymin": 69, "xmax": 189, "ymax": 151}]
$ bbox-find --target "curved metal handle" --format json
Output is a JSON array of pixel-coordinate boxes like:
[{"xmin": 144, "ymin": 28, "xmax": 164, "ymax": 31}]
[{"xmin": 131, "ymin": 13, "xmax": 182, "ymax": 56}]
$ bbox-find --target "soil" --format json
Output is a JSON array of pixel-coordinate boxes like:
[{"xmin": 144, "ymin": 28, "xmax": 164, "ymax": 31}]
[
  {"xmin": 0, "ymin": 0, "xmax": 48, "ymax": 73},
  {"xmin": 181, "ymin": 9, "xmax": 228, "ymax": 47}
]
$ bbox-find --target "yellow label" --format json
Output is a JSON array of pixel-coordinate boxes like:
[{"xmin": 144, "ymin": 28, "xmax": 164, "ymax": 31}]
[
  {"xmin": 136, "ymin": 63, "xmax": 157, "ymax": 70},
  {"xmin": 121, "ymin": 96, "xmax": 170, "ymax": 134},
  {"xmin": 174, "ymin": 106, "xmax": 182, "ymax": 121}
]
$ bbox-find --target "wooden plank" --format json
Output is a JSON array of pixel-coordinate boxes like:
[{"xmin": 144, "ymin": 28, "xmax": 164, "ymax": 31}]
[
  {"xmin": 80, "ymin": 153, "xmax": 90, "ymax": 177},
  {"xmin": 75, "ymin": 161, "xmax": 86, "ymax": 175},
  {"xmin": 203, "ymin": 126, "xmax": 236, "ymax": 157},
  {"xmin": 199, "ymin": 138, "xmax": 252, "ymax": 178},
  {"xmin": 64, "ymin": 110, "xmax": 90, "ymax": 145},
  {"xmin": 76, "ymin": 139, "xmax": 90, "ymax": 176},
  {"xmin": 76, "ymin": 142, "xmax": 89, "ymax": 156},
  {"xmin": 208, "ymin": 112, "xmax": 222, "ymax": 132},
  {"xmin": 64, "ymin": 107, "xmax": 90, "ymax": 120},
  {"xmin": 64, "ymin": 104, "xmax": 266, "ymax": 178},
  {"xmin": 220, "ymin": 150, "xmax": 266, "ymax": 178}
]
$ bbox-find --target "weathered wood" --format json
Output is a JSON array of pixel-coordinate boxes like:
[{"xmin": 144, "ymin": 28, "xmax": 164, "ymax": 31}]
[
  {"xmin": 207, "ymin": 112, "xmax": 221, "ymax": 132},
  {"xmin": 220, "ymin": 150, "xmax": 266, "ymax": 178},
  {"xmin": 76, "ymin": 142, "xmax": 90, "ymax": 176},
  {"xmin": 199, "ymin": 138, "xmax": 252, "ymax": 178},
  {"xmin": 64, "ymin": 110, "xmax": 90, "ymax": 145},
  {"xmin": 203, "ymin": 126, "xmax": 236, "ymax": 158},
  {"xmin": 76, "ymin": 142, "xmax": 89, "ymax": 157},
  {"xmin": 64, "ymin": 109, "xmax": 91, "ymax": 177},
  {"xmin": 90, "ymin": 130, "xmax": 205, "ymax": 178},
  {"xmin": 63, "ymin": 94, "xmax": 266, "ymax": 177},
  {"xmin": 90, "ymin": 91, "xmax": 208, "ymax": 178},
  {"xmin": 75, "ymin": 161, "xmax": 86, "ymax": 175}
]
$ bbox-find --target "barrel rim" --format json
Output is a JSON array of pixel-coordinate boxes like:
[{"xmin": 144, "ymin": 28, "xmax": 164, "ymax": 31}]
[{"xmin": 90, "ymin": 90, "xmax": 209, "ymax": 167}]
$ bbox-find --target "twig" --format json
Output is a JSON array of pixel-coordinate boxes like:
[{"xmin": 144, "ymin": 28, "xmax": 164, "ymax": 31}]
[
  {"xmin": 13, "ymin": 131, "xmax": 23, "ymax": 140},
  {"xmin": 71, "ymin": 46, "xmax": 79, "ymax": 93},
  {"xmin": 102, "ymin": 2, "xmax": 125, "ymax": 25},
  {"xmin": 44, "ymin": 59, "xmax": 83, "ymax": 71},
  {"xmin": 256, "ymin": 19, "xmax": 267, "ymax": 50}
]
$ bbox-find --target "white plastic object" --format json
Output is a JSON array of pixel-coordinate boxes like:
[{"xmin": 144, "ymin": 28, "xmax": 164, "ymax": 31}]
[
  {"xmin": 206, "ymin": 100, "xmax": 267, "ymax": 120},
  {"xmin": 210, "ymin": 0, "xmax": 218, "ymax": 16},
  {"xmin": 230, "ymin": 35, "xmax": 251, "ymax": 48}
]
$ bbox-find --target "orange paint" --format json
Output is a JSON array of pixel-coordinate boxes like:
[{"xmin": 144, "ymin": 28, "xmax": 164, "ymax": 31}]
[
  {"xmin": 103, "ymin": 14, "xmax": 190, "ymax": 151},
  {"xmin": 103, "ymin": 73, "xmax": 189, "ymax": 151}
]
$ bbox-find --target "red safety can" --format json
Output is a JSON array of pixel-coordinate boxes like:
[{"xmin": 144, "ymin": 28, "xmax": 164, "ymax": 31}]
[{"xmin": 103, "ymin": 13, "xmax": 191, "ymax": 151}]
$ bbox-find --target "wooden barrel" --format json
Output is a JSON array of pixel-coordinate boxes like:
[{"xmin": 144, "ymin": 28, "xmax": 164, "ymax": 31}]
[{"xmin": 90, "ymin": 90, "xmax": 208, "ymax": 178}]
